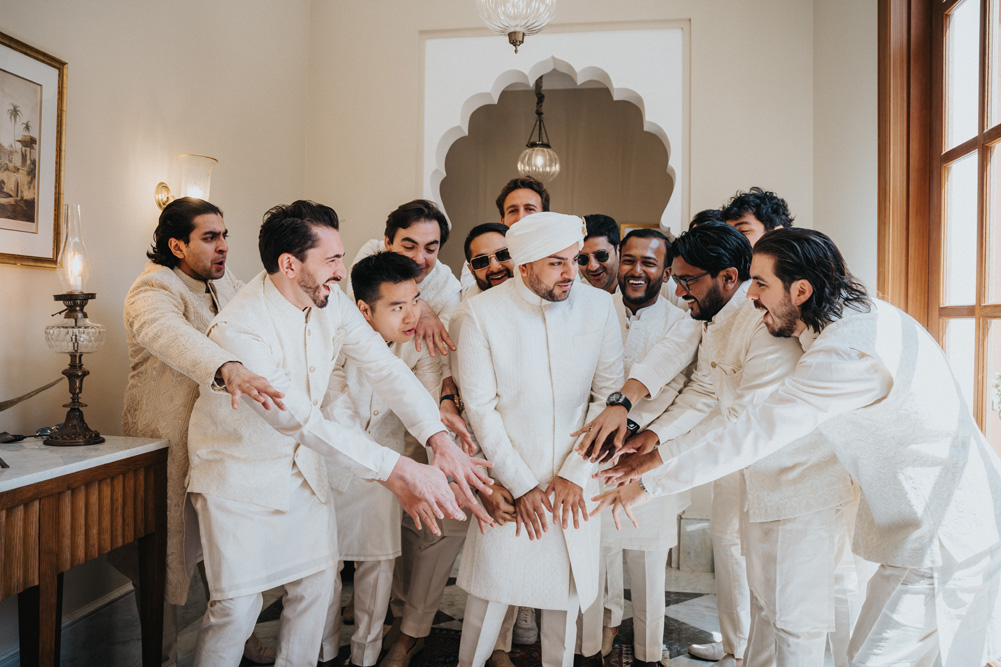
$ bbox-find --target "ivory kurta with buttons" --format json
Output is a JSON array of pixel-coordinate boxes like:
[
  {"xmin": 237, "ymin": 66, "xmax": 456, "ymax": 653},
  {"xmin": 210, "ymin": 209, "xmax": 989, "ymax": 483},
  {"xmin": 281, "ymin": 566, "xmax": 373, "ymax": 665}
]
[{"xmin": 454, "ymin": 277, "xmax": 623, "ymax": 610}]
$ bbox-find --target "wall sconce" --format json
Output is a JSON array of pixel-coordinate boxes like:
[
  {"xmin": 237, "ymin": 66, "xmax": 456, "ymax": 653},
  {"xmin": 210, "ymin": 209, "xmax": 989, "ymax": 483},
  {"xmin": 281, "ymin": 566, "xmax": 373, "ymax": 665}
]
[
  {"xmin": 44, "ymin": 204, "xmax": 107, "ymax": 446},
  {"xmin": 154, "ymin": 153, "xmax": 219, "ymax": 209}
]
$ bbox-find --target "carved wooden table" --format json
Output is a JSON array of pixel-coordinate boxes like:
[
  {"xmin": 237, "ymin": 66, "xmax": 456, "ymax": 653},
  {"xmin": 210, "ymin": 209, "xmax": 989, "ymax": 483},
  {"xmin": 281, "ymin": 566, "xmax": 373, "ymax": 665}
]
[{"xmin": 0, "ymin": 436, "xmax": 169, "ymax": 666}]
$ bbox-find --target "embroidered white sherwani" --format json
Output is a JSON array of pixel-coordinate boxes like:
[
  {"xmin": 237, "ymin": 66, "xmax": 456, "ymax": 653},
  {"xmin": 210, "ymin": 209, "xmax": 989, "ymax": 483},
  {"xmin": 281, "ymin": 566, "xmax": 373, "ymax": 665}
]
[
  {"xmin": 122, "ymin": 262, "xmax": 242, "ymax": 606},
  {"xmin": 186, "ymin": 273, "xmax": 446, "ymax": 665},
  {"xmin": 454, "ymin": 277, "xmax": 623, "ymax": 667},
  {"xmin": 642, "ymin": 298, "xmax": 1001, "ymax": 667},
  {"xmin": 580, "ymin": 294, "xmax": 699, "ymax": 660},
  {"xmin": 640, "ymin": 283, "xmax": 856, "ymax": 665}
]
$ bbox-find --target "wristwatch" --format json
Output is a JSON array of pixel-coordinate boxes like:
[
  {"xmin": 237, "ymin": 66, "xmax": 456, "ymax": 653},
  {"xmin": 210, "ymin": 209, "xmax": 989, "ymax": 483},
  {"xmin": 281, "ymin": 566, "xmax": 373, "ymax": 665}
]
[
  {"xmin": 605, "ymin": 391, "xmax": 632, "ymax": 412},
  {"xmin": 440, "ymin": 393, "xmax": 464, "ymax": 413}
]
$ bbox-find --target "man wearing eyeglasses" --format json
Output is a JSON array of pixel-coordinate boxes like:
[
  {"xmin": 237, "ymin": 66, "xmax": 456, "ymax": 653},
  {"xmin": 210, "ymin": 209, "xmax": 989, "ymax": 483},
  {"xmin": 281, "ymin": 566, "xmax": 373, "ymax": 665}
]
[
  {"xmin": 453, "ymin": 212, "xmax": 624, "ymax": 667},
  {"xmin": 577, "ymin": 223, "xmax": 856, "ymax": 667}
]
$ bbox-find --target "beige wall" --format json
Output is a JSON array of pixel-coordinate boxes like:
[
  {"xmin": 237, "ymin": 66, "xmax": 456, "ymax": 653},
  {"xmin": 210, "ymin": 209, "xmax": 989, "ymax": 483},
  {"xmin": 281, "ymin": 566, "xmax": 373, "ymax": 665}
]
[
  {"xmin": 0, "ymin": 0, "xmax": 310, "ymax": 654},
  {"xmin": 438, "ymin": 85, "xmax": 672, "ymax": 272}
]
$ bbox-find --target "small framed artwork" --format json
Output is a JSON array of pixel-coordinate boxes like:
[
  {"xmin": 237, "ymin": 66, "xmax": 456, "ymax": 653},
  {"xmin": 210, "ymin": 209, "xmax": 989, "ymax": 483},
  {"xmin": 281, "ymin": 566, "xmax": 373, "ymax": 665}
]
[{"xmin": 0, "ymin": 31, "xmax": 66, "ymax": 268}]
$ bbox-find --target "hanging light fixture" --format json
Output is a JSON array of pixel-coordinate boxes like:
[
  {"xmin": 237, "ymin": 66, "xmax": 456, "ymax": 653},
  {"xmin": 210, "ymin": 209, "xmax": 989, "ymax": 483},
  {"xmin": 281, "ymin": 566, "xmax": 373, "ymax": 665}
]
[
  {"xmin": 517, "ymin": 77, "xmax": 560, "ymax": 183},
  {"xmin": 476, "ymin": 0, "xmax": 557, "ymax": 53}
]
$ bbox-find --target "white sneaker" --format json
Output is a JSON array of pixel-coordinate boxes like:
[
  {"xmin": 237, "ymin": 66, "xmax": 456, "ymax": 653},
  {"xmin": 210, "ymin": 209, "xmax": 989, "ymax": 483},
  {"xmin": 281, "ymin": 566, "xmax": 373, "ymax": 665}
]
[
  {"xmin": 688, "ymin": 641, "xmax": 725, "ymax": 661},
  {"xmin": 512, "ymin": 606, "xmax": 538, "ymax": 645}
]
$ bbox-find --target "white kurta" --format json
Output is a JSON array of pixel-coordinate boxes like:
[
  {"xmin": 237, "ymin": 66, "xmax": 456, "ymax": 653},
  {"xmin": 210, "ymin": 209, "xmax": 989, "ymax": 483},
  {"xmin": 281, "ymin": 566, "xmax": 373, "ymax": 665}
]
[
  {"xmin": 642, "ymin": 298, "xmax": 1001, "ymax": 666},
  {"xmin": 600, "ymin": 294, "xmax": 700, "ymax": 550},
  {"xmin": 187, "ymin": 273, "xmax": 446, "ymax": 599},
  {"xmin": 324, "ymin": 340, "xmax": 441, "ymax": 560},
  {"xmin": 122, "ymin": 262, "xmax": 242, "ymax": 605},
  {"xmin": 644, "ymin": 283, "xmax": 855, "ymax": 522},
  {"xmin": 454, "ymin": 277, "xmax": 624, "ymax": 610}
]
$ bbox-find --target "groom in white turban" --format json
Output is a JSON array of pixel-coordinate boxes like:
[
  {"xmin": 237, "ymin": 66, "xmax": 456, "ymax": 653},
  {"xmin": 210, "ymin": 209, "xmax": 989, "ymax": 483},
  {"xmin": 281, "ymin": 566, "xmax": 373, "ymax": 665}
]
[{"xmin": 452, "ymin": 212, "xmax": 625, "ymax": 667}]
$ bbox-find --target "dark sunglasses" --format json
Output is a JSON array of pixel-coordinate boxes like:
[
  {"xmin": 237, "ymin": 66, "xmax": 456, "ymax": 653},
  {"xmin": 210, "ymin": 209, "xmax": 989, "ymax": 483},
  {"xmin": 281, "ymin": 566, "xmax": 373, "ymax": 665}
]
[
  {"xmin": 576, "ymin": 250, "xmax": 610, "ymax": 266},
  {"xmin": 470, "ymin": 248, "xmax": 512, "ymax": 271}
]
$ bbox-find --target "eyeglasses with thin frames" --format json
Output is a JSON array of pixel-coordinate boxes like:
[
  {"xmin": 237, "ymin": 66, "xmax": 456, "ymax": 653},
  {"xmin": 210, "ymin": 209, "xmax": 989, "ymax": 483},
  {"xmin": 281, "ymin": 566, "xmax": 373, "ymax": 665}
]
[{"xmin": 674, "ymin": 271, "xmax": 710, "ymax": 291}]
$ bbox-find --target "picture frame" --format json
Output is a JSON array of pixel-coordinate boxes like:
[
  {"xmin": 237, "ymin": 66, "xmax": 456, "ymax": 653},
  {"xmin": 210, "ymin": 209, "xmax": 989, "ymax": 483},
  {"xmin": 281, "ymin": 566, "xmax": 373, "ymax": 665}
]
[{"xmin": 0, "ymin": 31, "xmax": 66, "ymax": 268}]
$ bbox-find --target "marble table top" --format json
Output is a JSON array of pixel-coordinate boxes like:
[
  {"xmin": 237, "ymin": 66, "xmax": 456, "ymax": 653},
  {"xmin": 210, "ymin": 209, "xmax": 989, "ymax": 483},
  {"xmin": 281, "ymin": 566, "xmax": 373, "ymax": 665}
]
[{"xmin": 0, "ymin": 435, "xmax": 168, "ymax": 493}]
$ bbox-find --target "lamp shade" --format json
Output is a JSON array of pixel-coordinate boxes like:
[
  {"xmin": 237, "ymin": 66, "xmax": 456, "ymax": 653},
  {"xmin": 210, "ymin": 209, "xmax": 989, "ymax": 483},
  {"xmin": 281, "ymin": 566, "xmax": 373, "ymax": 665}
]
[
  {"xmin": 178, "ymin": 154, "xmax": 218, "ymax": 201},
  {"xmin": 476, "ymin": 0, "xmax": 557, "ymax": 52},
  {"xmin": 57, "ymin": 204, "xmax": 90, "ymax": 293},
  {"xmin": 518, "ymin": 145, "xmax": 561, "ymax": 182}
]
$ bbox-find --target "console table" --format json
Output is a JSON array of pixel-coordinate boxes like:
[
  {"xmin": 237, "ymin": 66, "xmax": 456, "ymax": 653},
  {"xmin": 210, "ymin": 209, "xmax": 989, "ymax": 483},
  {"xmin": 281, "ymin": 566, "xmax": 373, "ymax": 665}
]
[{"xmin": 0, "ymin": 436, "xmax": 169, "ymax": 666}]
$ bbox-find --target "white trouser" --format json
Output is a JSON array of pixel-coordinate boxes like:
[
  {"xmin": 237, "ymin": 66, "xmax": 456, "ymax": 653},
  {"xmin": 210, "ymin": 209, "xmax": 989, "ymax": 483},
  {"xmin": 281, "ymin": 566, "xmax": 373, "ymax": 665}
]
[
  {"xmin": 401, "ymin": 533, "xmax": 466, "ymax": 637},
  {"xmin": 743, "ymin": 506, "xmax": 841, "ymax": 667},
  {"xmin": 829, "ymin": 498, "xmax": 862, "ymax": 667},
  {"xmin": 460, "ymin": 583, "xmax": 579, "ymax": 667},
  {"xmin": 576, "ymin": 546, "xmax": 612, "ymax": 657},
  {"xmin": 712, "ymin": 471, "xmax": 750, "ymax": 658},
  {"xmin": 590, "ymin": 546, "xmax": 668, "ymax": 661},
  {"xmin": 194, "ymin": 565, "xmax": 335, "ymax": 667},
  {"xmin": 390, "ymin": 514, "xmax": 423, "ymax": 619},
  {"xmin": 604, "ymin": 546, "xmax": 624, "ymax": 628},
  {"xmin": 848, "ymin": 541, "xmax": 1001, "ymax": 667},
  {"xmin": 321, "ymin": 559, "xmax": 395, "ymax": 666}
]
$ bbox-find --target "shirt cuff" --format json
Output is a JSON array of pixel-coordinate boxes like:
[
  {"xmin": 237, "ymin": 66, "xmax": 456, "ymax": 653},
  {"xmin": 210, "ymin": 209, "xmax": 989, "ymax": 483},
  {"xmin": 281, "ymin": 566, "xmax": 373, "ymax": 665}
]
[{"xmin": 629, "ymin": 364, "xmax": 666, "ymax": 400}]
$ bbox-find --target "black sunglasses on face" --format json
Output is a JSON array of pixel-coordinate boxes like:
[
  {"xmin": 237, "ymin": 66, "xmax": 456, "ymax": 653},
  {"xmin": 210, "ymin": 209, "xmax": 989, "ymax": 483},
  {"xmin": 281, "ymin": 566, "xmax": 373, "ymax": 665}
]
[
  {"xmin": 576, "ymin": 250, "xmax": 610, "ymax": 266},
  {"xmin": 470, "ymin": 248, "xmax": 512, "ymax": 271}
]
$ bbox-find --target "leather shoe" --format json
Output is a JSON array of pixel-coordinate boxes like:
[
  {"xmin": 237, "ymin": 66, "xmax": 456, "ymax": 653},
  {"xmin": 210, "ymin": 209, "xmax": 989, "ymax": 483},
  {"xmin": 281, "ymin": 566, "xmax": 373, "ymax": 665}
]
[
  {"xmin": 711, "ymin": 658, "xmax": 737, "ymax": 667},
  {"xmin": 243, "ymin": 634, "xmax": 276, "ymax": 664},
  {"xmin": 688, "ymin": 641, "xmax": 725, "ymax": 661},
  {"xmin": 486, "ymin": 650, "xmax": 516, "ymax": 667},
  {"xmin": 632, "ymin": 660, "xmax": 662, "ymax": 667},
  {"xmin": 600, "ymin": 626, "xmax": 618, "ymax": 657},
  {"xmin": 378, "ymin": 637, "xmax": 424, "ymax": 667}
]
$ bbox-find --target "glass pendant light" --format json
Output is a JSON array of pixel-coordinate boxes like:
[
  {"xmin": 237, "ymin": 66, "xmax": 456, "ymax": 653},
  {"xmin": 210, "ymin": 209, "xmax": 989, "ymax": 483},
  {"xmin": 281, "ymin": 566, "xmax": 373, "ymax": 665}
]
[{"xmin": 517, "ymin": 76, "xmax": 561, "ymax": 183}]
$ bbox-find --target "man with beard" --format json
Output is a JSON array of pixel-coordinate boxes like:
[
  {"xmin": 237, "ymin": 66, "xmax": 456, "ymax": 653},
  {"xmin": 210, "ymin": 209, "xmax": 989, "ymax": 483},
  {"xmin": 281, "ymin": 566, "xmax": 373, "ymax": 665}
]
[
  {"xmin": 594, "ymin": 229, "xmax": 1001, "ymax": 667},
  {"xmin": 580, "ymin": 223, "xmax": 855, "ymax": 667},
  {"xmin": 185, "ymin": 200, "xmax": 493, "ymax": 665},
  {"xmin": 454, "ymin": 212, "xmax": 624, "ymax": 667},
  {"xmin": 463, "ymin": 223, "xmax": 514, "ymax": 297},
  {"xmin": 576, "ymin": 228, "xmax": 701, "ymax": 666},
  {"xmin": 579, "ymin": 215, "xmax": 620, "ymax": 294},
  {"xmin": 122, "ymin": 197, "xmax": 283, "ymax": 665}
]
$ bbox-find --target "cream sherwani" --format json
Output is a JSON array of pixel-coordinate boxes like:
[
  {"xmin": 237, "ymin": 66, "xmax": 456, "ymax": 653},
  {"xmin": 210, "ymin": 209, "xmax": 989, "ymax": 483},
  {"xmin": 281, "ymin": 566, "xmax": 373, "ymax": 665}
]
[
  {"xmin": 580, "ymin": 294, "xmax": 699, "ymax": 659},
  {"xmin": 122, "ymin": 262, "xmax": 242, "ymax": 606},
  {"xmin": 454, "ymin": 277, "xmax": 623, "ymax": 667},
  {"xmin": 186, "ymin": 273, "xmax": 446, "ymax": 666},
  {"xmin": 642, "ymin": 298, "xmax": 1001, "ymax": 667},
  {"xmin": 641, "ymin": 283, "xmax": 856, "ymax": 666},
  {"xmin": 320, "ymin": 340, "xmax": 441, "ymax": 666}
]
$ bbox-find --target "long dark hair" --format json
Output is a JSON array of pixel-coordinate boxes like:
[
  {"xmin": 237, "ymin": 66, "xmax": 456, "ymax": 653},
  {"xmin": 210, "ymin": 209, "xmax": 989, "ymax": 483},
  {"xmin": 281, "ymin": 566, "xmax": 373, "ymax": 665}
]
[
  {"xmin": 753, "ymin": 228, "xmax": 871, "ymax": 332},
  {"xmin": 147, "ymin": 197, "xmax": 222, "ymax": 267}
]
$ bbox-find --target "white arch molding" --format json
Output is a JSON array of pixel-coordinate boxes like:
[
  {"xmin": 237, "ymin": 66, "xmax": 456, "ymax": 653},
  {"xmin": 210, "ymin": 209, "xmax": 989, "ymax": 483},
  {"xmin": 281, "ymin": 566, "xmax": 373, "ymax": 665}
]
[{"xmin": 420, "ymin": 22, "xmax": 689, "ymax": 234}]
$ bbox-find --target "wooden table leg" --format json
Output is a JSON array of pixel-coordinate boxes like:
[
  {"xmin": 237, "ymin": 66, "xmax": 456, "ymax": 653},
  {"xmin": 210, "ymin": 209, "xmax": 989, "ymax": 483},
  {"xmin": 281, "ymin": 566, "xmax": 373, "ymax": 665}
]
[
  {"xmin": 136, "ymin": 461, "xmax": 167, "ymax": 666},
  {"xmin": 17, "ymin": 571, "xmax": 63, "ymax": 667}
]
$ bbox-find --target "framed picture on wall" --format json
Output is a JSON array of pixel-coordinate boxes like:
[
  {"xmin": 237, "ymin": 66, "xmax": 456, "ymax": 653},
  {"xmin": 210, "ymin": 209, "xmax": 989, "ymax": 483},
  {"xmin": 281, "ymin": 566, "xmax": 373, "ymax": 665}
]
[{"xmin": 0, "ymin": 31, "xmax": 66, "ymax": 268}]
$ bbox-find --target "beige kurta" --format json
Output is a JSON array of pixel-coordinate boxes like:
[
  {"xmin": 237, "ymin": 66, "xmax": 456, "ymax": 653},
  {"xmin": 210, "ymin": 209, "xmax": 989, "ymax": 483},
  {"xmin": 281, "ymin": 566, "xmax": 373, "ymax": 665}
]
[
  {"xmin": 454, "ymin": 277, "xmax": 624, "ymax": 610},
  {"xmin": 122, "ymin": 262, "xmax": 242, "ymax": 605}
]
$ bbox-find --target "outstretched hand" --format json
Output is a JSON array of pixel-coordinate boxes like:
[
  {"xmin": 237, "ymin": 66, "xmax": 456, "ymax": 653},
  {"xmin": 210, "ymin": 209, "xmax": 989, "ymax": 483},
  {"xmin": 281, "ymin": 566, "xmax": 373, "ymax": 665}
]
[
  {"xmin": 546, "ymin": 476, "xmax": 588, "ymax": 530},
  {"xmin": 598, "ymin": 449, "xmax": 664, "ymax": 487},
  {"xmin": 589, "ymin": 481, "xmax": 651, "ymax": 530},
  {"xmin": 414, "ymin": 301, "xmax": 456, "ymax": 357},
  {"xmin": 219, "ymin": 361, "xmax": 286, "ymax": 411},
  {"xmin": 515, "ymin": 487, "xmax": 554, "ymax": 540},
  {"xmin": 571, "ymin": 405, "xmax": 630, "ymax": 461},
  {"xmin": 427, "ymin": 432, "xmax": 494, "ymax": 529}
]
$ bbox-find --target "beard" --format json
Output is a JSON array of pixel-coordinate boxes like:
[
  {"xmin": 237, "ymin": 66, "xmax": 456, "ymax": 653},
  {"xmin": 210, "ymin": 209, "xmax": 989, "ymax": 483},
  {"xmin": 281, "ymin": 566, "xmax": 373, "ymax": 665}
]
[
  {"xmin": 475, "ymin": 267, "xmax": 512, "ymax": 291},
  {"xmin": 689, "ymin": 283, "xmax": 728, "ymax": 321},
  {"xmin": 620, "ymin": 277, "xmax": 661, "ymax": 309},
  {"xmin": 298, "ymin": 272, "xmax": 334, "ymax": 308},
  {"xmin": 525, "ymin": 267, "xmax": 571, "ymax": 302},
  {"xmin": 755, "ymin": 294, "xmax": 799, "ymax": 337}
]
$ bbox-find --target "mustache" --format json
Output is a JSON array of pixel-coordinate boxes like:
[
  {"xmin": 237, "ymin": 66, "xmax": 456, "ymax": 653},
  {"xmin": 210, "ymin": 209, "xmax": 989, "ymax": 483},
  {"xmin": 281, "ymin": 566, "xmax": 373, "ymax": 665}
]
[{"xmin": 753, "ymin": 301, "xmax": 766, "ymax": 311}]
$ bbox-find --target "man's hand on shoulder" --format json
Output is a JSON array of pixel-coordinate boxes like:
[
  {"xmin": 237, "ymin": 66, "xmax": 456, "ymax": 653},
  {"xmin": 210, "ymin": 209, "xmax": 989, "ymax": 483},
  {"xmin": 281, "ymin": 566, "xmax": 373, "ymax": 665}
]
[
  {"xmin": 217, "ymin": 361, "xmax": 286, "ymax": 411},
  {"xmin": 414, "ymin": 300, "xmax": 455, "ymax": 357}
]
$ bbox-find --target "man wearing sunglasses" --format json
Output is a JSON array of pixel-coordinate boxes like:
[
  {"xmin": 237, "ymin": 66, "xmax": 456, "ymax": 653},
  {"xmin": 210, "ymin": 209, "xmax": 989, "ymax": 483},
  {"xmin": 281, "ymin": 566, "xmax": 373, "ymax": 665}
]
[
  {"xmin": 464, "ymin": 223, "xmax": 514, "ymax": 297},
  {"xmin": 579, "ymin": 215, "xmax": 620, "ymax": 294},
  {"xmin": 581, "ymin": 223, "xmax": 856, "ymax": 667}
]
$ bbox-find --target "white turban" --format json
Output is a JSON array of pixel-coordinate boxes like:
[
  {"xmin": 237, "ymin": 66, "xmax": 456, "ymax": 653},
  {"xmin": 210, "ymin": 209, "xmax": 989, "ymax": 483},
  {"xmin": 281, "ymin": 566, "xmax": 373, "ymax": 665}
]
[{"xmin": 506, "ymin": 212, "xmax": 586, "ymax": 265}]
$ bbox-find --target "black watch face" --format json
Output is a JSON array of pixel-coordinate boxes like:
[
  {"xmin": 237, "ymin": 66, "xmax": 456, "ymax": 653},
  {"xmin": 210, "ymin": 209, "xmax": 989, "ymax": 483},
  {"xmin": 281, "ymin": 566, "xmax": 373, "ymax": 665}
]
[{"xmin": 607, "ymin": 392, "xmax": 624, "ymax": 405}]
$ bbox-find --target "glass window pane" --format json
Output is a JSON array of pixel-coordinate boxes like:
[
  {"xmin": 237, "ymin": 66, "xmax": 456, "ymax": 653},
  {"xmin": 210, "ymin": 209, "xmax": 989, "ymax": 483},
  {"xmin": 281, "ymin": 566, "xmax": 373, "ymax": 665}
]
[
  {"xmin": 943, "ymin": 317, "xmax": 977, "ymax": 410},
  {"xmin": 947, "ymin": 0, "xmax": 981, "ymax": 148},
  {"xmin": 987, "ymin": 320, "xmax": 1001, "ymax": 455},
  {"xmin": 990, "ymin": 147, "xmax": 1001, "ymax": 302},
  {"xmin": 992, "ymin": 0, "xmax": 1001, "ymax": 127},
  {"xmin": 942, "ymin": 152, "xmax": 979, "ymax": 305}
]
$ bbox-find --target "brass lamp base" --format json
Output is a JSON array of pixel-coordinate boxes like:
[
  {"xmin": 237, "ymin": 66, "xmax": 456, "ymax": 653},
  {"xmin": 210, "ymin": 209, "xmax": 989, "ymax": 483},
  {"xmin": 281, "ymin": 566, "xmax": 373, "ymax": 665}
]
[{"xmin": 44, "ymin": 407, "xmax": 104, "ymax": 446}]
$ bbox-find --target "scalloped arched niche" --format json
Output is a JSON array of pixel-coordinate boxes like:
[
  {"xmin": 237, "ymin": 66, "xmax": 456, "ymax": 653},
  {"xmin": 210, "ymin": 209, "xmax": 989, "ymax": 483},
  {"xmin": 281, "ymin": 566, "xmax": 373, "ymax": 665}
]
[{"xmin": 422, "ymin": 23, "xmax": 688, "ymax": 234}]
